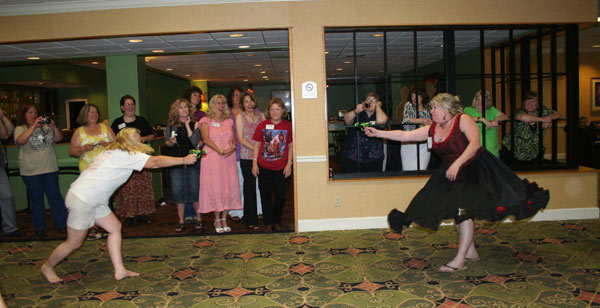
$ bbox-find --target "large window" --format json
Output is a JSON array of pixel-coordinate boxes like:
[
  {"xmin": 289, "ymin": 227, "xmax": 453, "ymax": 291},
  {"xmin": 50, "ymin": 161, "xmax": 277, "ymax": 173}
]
[{"xmin": 326, "ymin": 25, "xmax": 578, "ymax": 179}]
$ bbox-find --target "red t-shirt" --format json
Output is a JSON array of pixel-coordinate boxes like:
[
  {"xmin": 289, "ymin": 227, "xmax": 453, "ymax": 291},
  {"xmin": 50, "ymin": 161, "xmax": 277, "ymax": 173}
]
[{"xmin": 252, "ymin": 119, "xmax": 293, "ymax": 171}]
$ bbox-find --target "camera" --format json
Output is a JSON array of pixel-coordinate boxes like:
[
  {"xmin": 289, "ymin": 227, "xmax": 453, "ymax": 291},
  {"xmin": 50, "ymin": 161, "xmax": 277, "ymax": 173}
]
[
  {"xmin": 364, "ymin": 103, "xmax": 370, "ymax": 109},
  {"xmin": 40, "ymin": 117, "xmax": 51, "ymax": 124}
]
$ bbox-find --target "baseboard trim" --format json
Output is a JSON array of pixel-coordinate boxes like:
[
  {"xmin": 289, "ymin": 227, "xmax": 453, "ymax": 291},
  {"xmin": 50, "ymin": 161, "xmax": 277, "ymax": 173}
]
[{"xmin": 297, "ymin": 207, "xmax": 600, "ymax": 232}]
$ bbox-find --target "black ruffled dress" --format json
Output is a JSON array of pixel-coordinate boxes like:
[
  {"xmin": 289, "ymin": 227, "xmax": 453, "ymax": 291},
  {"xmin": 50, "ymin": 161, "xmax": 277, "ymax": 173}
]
[{"xmin": 388, "ymin": 114, "xmax": 549, "ymax": 233}]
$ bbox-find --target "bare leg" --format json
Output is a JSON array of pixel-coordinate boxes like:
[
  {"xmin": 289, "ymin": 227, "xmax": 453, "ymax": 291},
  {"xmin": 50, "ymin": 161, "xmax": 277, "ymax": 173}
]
[
  {"xmin": 0, "ymin": 289, "xmax": 8, "ymax": 308},
  {"xmin": 94, "ymin": 213, "xmax": 139, "ymax": 281},
  {"xmin": 214, "ymin": 211, "xmax": 222, "ymax": 229},
  {"xmin": 41, "ymin": 227, "xmax": 87, "ymax": 283},
  {"xmin": 440, "ymin": 219, "xmax": 474, "ymax": 272},
  {"xmin": 454, "ymin": 223, "xmax": 479, "ymax": 261},
  {"xmin": 176, "ymin": 203, "xmax": 185, "ymax": 224},
  {"xmin": 221, "ymin": 210, "xmax": 229, "ymax": 229},
  {"xmin": 192, "ymin": 202, "xmax": 201, "ymax": 222}
]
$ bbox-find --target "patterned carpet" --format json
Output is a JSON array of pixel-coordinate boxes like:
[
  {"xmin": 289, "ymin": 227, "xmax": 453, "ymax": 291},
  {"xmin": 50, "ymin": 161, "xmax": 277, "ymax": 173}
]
[{"xmin": 1, "ymin": 219, "xmax": 599, "ymax": 307}]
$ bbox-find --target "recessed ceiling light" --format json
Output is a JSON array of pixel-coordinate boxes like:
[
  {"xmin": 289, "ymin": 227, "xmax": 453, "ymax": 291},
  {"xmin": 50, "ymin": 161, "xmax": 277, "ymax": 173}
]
[
  {"xmin": 128, "ymin": 39, "xmax": 143, "ymax": 43},
  {"xmin": 152, "ymin": 50, "xmax": 164, "ymax": 53},
  {"xmin": 38, "ymin": 82, "xmax": 44, "ymax": 85},
  {"xmin": 243, "ymin": 79, "xmax": 248, "ymax": 82},
  {"xmin": 166, "ymin": 68, "xmax": 173, "ymax": 71},
  {"xmin": 229, "ymin": 34, "xmax": 243, "ymax": 37},
  {"xmin": 372, "ymin": 34, "xmax": 384, "ymax": 37},
  {"xmin": 262, "ymin": 76, "xmax": 269, "ymax": 79},
  {"xmin": 247, "ymin": 54, "xmax": 255, "ymax": 57},
  {"xmin": 259, "ymin": 71, "xmax": 266, "ymax": 74},
  {"xmin": 593, "ymin": 44, "xmax": 600, "ymax": 48},
  {"xmin": 145, "ymin": 59, "xmax": 150, "ymax": 62},
  {"xmin": 344, "ymin": 61, "xmax": 351, "ymax": 64},
  {"xmin": 336, "ymin": 68, "xmax": 343, "ymax": 71},
  {"xmin": 91, "ymin": 61, "xmax": 99, "ymax": 64},
  {"xmin": 27, "ymin": 56, "xmax": 40, "ymax": 60},
  {"xmin": 254, "ymin": 64, "xmax": 262, "ymax": 67},
  {"xmin": 324, "ymin": 51, "xmax": 329, "ymax": 54},
  {"xmin": 238, "ymin": 45, "xmax": 250, "ymax": 49},
  {"xmin": 185, "ymin": 74, "xmax": 191, "ymax": 77}
]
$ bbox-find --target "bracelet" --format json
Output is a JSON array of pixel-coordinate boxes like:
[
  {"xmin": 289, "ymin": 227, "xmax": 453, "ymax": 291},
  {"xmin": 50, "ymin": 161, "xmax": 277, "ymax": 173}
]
[
  {"xmin": 252, "ymin": 158, "xmax": 257, "ymax": 161},
  {"xmin": 182, "ymin": 157, "xmax": 185, "ymax": 165}
]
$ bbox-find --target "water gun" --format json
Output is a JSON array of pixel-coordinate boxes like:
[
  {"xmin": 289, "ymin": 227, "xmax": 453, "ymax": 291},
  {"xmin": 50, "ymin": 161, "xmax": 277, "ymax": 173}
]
[
  {"xmin": 354, "ymin": 122, "xmax": 374, "ymax": 131},
  {"xmin": 189, "ymin": 149, "xmax": 207, "ymax": 158}
]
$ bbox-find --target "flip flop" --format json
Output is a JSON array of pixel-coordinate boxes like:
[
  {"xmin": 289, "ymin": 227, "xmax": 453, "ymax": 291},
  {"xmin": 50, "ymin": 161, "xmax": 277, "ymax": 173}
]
[
  {"xmin": 439, "ymin": 264, "xmax": 467, "ymax": 272},
  {"xmin": 465, "ymin": 257, "xmax": 480, "ymax": 262}
]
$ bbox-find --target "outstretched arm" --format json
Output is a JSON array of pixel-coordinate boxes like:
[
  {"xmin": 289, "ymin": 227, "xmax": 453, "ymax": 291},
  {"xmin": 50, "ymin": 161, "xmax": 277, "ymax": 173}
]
[
  {"xmin": 365, "ymin": 125, "xmax": 430, "ymax": 142},
  {"xmin": 144, "ymin": 153, "xmax": 197, "ymax": 169}
]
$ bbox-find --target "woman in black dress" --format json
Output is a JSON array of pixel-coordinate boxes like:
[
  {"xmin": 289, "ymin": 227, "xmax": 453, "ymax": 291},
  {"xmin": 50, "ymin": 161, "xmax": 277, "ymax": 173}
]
[{"xmin": 366, "ymin": 93, "xmax": 549, "ymax": 272}]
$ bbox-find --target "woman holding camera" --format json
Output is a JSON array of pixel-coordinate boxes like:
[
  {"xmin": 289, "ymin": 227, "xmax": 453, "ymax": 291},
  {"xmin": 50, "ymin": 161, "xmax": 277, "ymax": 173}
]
[
  {"xmin": 341, "ymin": 92, "xmax": 388, "ymax": 172},
  {"xmin": 14, "ymin": 105, "xmax": 68, "ymax": 236}
]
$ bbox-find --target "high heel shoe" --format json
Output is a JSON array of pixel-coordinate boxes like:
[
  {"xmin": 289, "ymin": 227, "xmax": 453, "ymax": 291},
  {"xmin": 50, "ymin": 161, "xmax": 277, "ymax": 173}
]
[
  {"xmin": 214, "ymin": 220, "xmax": 224, "ymax": 233},
  {"xmin": 220, "ymin": 218, "xmax": 231, "ymax": 233}
]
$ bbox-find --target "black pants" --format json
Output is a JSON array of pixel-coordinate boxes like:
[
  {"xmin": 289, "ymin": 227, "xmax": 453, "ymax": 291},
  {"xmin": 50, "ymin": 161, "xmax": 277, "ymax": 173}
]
[
  {"xmin": 257, "ymin": 165, "xmax": 286, "ymax": 226},
  {"xmin": 240, "ymin": 159, "xmax": 258, "ymax": 226}
]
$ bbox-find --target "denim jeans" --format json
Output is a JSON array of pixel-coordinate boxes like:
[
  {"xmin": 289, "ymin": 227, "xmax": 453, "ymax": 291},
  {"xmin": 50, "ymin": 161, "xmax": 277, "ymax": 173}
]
[{"xmin": 21, "ymin": 171, "xmax": 68, "ymax": 231}]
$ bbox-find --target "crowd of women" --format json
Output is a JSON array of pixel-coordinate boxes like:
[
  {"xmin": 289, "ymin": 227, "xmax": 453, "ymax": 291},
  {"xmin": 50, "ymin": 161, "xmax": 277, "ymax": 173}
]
[
  {"xmin": 342, "ymin": 89, "xmax": 562, "ymax": 172},
  {"xmin": 10, "ymin": 86, "xmax": 292, "ymax": 238}
]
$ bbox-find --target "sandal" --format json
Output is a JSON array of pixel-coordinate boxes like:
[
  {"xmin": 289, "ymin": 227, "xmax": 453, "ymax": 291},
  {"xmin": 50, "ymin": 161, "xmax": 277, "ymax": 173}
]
[
  {"xmin": 175, "ymin": 223, "xmax": 186, "ymax": 233},
  {"xmin": 221, "ymin": 218, "xmax": 231, "ymax": 233},
  {"xmin": 247, "ymin": 225, "xmax": 260, "ymax": 231},
  {"xmin": 214, "ymin": 220, "xmax": 224, "ymax": 233},
  {"xmin": 195, "ymin": 220, "xmax": 203, "ymax": 230},
  {"xmin": 231, "ymin": 216, "xmax": 241, "ymax": 222},
  {"xmin": 465, "ymin": 257, "xmax": 480, "ymax": 262},
  {"xmin": 439, "ymin": 264, "xmax": 467, "ymax": 272}
]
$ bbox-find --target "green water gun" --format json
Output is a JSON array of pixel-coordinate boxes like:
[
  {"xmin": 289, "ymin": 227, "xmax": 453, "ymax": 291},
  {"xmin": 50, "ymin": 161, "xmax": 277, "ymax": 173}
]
[
  {"xmin": 189, "ymin": 149, "xmax": 207, "ymax": 158},
  {"xmin": 354, "ymin": 122, "xmax": 374, "ymax": 131}
]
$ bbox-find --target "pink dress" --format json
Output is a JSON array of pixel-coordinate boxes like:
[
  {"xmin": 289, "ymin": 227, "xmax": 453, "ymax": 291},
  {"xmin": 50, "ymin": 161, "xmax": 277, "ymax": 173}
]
[{"xmin": 198, "ymin": 117, "xmax": 242, "ymax": 213}]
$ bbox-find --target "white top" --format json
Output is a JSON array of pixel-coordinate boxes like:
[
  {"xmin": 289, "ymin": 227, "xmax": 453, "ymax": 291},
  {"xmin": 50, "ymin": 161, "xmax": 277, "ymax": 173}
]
[{"xmin": 69, "ymin": 149, "xmax": 150, "ymax": 205}]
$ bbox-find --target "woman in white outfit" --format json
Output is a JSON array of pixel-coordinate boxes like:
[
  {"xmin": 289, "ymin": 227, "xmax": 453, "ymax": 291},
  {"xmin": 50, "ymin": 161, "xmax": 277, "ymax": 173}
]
[
  {"xmin": 401, "ymin": 89, "xmax": 432, "ymax": 171},
  {"xmin": 41, "ymin": 128, "xmax": 197, "ymax": 283}
]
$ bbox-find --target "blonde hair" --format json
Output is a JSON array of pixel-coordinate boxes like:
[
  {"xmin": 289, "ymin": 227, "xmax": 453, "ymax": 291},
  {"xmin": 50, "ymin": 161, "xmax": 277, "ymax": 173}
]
[
  {"xmin": 168, "ymin": 98, "xmax": 191, "ymax": 127},
  {"xmin": 472, "ymin": 90, "xmax": 493, "ymax": 109},
  {"xmin": 266, "ymin": 98, "xmax": 289, "ymax": 119},
  {"xmin": 105, "ymin": 127, "xmax": 154, "ymax": 155},
  {"xmin": 431, "ymin": 93, "xmax": 463, "ymax": 116},
  {"xmin": 206, "ymin": 94, "xmax": 230, "ymax": 120}
]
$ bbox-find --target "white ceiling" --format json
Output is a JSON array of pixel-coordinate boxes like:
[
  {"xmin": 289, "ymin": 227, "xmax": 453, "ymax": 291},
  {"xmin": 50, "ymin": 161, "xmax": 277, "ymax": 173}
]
[{"xmin": 0, "ymin": 0, "xmax": 598, "ymax": 87}]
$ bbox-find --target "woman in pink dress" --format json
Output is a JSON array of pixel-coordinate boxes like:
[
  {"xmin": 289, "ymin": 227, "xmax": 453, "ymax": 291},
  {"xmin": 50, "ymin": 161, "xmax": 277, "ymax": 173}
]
[{"xmin": 198, "ymin": 94, "xmax": 242, "ymax": 233}]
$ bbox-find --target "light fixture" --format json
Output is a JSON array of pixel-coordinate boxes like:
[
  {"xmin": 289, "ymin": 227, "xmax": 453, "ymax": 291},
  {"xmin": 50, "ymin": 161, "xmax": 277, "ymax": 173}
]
[
  {"xmin": 238, "ymin": 45, "xmax": 250, "ymax": 49},
  {"xmin": 336, "ymin": 68, "xmax": 343, "ymax": 71},
  {"xmin": 593, "ymin": 44, "xmax": 600, "ymax": 48},
  {"xmin": 259, "ymin": 71, "xmax": 266, "ymax": 74},
  {"xmin": 254, "ymin": 64, "xmax": 262, "ymax": 67},
  {"xmin": 372, "ymin": 34, "xmax": 384, "ymax": 37},
  {"xmin": 247, "ymin": 54, "xmax": 255, "ymax": 57},
  {"xmin": 324, "ymin": 51, "xmax": 329, "ymax": 54},
  {"xmin": 185, "ymin": 74, "xmax": 191, "ymax": 77},
  {"xmin": 243, "ymin": 79, "xmax": 249, "ymax": 82},
  {"xmin": 91, "ymin": 61, "xmax": 99, "ymax": 64},
  {"xmin": 27, "ymin": 56, "xmax": 40, "ymax": 60},
  {"xmin": 262, "ymin": 76, "xmax": 269, "ymax": 79},
  {"xmin": 128, "ymin": 39, "xmax": 143, "ymax": 43},
  {"xmin": 166, "ymin": 68, "xmax": 173, "ymax": 71},
  {"xmin": 344, "ymin": 61, "xmax": 351, "ymax": 64},
  {"xmin": 38, "ymin": 82, "xmax": 44, "ymax": 85},
  {"xmin": 229, "ymin": 34, "xmax": 243, "ymax": 37},
  {"xmin": 152, "ymin": 50, "xmax": 164, "ymax": 53}
]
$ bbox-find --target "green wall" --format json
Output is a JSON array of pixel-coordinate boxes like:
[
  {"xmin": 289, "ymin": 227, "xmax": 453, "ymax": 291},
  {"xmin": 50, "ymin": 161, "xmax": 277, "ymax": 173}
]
[{"xmin": 145, "ymin": 70, "xmax": 190, "ymax": 126}]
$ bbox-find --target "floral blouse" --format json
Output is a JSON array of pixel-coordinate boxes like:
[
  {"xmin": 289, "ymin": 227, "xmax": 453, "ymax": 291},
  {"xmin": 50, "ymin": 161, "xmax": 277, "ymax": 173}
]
[
  {"xmin": 501, "ymin": 106, "xmax": 555, "ymax": 161},
  {"xmin": 402, "ymin": 102, "xmax": 431, "ymax": 131}
]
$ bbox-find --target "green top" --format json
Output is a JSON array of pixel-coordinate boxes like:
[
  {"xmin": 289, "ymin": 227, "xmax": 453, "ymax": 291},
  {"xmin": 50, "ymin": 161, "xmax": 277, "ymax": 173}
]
[
  {"xmin": 501, "ymin": 106, "xmax": 555, "ymax": 161},
  {"xmin": 464, "ymin": 106, "xmax": 500, "ymax": 157}
]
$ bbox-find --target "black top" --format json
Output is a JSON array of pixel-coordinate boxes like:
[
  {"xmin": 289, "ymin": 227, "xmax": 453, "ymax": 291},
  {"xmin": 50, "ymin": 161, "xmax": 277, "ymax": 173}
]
[
  {"xmin": 111, "ymin": 116, "xmax": 154, "ymax": 138},
  {"xmin": 165, "ymin": 122, "xmax": 196, "ymax": 157}
]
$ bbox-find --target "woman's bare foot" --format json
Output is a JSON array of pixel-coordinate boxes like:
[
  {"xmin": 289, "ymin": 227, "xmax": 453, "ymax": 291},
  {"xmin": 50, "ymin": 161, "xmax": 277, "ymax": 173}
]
[
  {"xmin": 41, "ymin": 263, "xmax": 63, "ymax": 283},
  {"xmin": 115, "ymin": 269, "xmax": 139, "ymax": 281}
]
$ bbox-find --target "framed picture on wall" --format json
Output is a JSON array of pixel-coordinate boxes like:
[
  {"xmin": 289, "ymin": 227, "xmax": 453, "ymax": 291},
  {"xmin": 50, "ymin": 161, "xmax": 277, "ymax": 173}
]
[
  {"xmin": 66, "ymin": 99, "xmax": 87, "ymax": 129},
  {"xmin": 592, "ymin": 78, "xmax": 600, "ymax": 111},
  {"xmin": 271, "ymin": 90, "xmax": 292, "ymax": 118}
]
